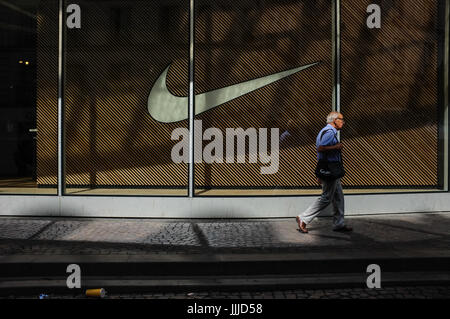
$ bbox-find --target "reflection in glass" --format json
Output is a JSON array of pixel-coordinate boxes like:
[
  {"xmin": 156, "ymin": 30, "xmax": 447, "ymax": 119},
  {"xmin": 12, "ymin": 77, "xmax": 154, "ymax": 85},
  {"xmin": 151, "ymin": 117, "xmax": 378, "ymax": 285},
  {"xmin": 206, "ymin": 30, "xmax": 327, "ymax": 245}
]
[{"xmin": 0, "ymin": 0, "xmax": 57, "ymax": 194}]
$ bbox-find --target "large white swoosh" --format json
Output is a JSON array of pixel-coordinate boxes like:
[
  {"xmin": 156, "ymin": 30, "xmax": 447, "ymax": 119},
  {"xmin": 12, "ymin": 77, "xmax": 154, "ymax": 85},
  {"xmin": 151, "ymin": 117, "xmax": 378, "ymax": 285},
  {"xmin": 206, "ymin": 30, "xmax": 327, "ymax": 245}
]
[{"xmin": 148, "ymin": 62, "xmax": 320, "ymax": 123}]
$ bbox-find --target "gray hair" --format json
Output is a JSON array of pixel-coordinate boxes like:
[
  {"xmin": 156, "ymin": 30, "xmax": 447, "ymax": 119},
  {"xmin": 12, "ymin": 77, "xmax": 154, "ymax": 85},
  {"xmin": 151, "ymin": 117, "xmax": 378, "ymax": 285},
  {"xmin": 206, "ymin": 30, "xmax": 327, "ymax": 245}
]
[{"xmin": 327, "ymin": 112, "xmax": 340, "ymax": 123}]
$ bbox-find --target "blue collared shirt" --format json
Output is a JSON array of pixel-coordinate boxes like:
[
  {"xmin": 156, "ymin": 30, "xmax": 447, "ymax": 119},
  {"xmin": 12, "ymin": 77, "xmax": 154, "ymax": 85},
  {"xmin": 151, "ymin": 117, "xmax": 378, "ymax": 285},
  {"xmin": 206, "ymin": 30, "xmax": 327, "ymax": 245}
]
[{"xmin": 316, "ymin": 124, "xmax": 341, "ymax": 162}]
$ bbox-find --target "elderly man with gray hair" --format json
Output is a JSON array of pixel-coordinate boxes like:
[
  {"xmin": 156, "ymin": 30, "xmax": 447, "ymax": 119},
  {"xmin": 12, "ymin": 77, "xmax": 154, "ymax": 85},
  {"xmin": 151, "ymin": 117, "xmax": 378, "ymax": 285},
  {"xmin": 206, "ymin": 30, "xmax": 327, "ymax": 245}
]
[{"xmin": 296, "ymin": 111, "xmax": 353, "ymax": 233}]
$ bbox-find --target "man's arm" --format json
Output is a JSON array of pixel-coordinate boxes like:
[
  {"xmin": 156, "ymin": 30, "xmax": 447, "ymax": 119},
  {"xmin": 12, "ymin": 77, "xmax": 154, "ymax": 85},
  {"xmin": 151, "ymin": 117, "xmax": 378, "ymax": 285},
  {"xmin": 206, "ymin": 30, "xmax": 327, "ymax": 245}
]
[{"xmin": 317, "ymin": 143, "xmax": 343, "ymax": 152}]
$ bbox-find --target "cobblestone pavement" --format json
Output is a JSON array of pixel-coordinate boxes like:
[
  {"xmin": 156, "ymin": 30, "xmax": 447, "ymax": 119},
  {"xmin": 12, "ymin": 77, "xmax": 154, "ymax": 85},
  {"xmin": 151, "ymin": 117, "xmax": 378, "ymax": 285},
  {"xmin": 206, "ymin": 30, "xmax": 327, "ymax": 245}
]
[
  {"xmin": 5, "ymin": 286, "xmax": 450, "ymax": 299},
  {"xmin": 0, "ymin": 212, "xmax": 449, "ymax": 255}
]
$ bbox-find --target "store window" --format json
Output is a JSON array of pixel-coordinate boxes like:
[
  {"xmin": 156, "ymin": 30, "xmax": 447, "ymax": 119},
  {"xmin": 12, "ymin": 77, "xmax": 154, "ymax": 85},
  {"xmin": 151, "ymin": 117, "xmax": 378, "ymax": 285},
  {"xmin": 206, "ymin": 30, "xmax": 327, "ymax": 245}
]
[{"xmin": 0, "ymin": 0, "xmax": 58, "ymax": 195}]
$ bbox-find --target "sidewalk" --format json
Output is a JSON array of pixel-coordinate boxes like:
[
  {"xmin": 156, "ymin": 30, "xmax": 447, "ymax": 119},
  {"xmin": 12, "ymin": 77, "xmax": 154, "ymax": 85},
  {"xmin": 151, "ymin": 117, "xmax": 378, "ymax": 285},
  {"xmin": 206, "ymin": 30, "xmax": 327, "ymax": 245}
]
[
  {"xmin": 0, "ymin": 212, "xmax": 449, "ymax": 256},
  {"xmin": 0, "ymin": 212, "xmax": 449, "ymax": 294}
]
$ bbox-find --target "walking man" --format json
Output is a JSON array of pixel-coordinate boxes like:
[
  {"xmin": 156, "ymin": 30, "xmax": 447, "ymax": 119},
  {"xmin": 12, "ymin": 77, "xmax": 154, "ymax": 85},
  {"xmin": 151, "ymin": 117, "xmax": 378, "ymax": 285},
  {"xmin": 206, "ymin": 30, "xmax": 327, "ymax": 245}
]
[{"xmin": 296, "ymin": 112, "xmax": 352, "ymax": 233}]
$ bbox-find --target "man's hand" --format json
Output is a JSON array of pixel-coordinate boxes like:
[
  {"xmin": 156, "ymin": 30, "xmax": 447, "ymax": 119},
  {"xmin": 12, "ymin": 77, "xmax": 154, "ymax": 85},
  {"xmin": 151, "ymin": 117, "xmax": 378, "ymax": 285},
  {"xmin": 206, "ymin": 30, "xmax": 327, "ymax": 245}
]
[{"xmin": 335, "ymin": 143, "xmax": 343, "ymax": 150}]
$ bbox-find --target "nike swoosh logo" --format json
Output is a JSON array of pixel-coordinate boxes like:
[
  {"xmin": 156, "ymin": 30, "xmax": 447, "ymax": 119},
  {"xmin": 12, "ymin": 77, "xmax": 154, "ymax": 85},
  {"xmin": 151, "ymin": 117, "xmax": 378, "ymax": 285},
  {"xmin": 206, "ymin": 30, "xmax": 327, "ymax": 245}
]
[{"xmin": 148, "ymin": 61, "xmax": 320, "ymax": 123}]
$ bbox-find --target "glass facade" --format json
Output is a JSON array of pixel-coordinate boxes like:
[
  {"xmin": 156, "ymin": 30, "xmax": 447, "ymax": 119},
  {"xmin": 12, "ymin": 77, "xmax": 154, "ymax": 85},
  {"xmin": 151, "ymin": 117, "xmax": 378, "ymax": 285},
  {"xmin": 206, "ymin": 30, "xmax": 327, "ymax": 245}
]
[
  {"xmin": 340, "ymin": 0, "xmax": 445, "ymax": 190},
  {"xmin": 0, "ymin": 0, "xmax": 58, "ymax": 194},
  {"xmin": 0, "ymin": 0, "xmax": 448, "ymax": 197},
  {"xmin": 194, "ymin": 0, "xmax": 333, "ymax": 196},
  {"xmin": 62, "ymin": 0, "xmax": 189, "ymax": 195}
]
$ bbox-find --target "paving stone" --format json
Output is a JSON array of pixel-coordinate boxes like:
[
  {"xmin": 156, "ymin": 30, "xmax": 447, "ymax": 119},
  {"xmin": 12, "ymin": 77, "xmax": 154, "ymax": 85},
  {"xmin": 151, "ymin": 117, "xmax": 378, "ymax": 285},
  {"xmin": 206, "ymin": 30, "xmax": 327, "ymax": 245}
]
[
  {"xmin": 0, "ymin": 219, "xmax": 53, "ymax": 239},
  {"xmin": 0, "ymin": 213, "xmax": 449, "ymax": 262}
]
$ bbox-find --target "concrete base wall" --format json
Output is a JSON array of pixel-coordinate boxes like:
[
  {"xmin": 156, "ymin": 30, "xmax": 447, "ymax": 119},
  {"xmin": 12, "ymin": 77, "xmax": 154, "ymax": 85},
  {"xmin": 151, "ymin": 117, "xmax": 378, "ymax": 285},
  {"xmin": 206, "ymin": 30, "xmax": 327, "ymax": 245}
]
[{"xmin": 0, "ymin": 192, "xmax": 449, "ymax": 218}]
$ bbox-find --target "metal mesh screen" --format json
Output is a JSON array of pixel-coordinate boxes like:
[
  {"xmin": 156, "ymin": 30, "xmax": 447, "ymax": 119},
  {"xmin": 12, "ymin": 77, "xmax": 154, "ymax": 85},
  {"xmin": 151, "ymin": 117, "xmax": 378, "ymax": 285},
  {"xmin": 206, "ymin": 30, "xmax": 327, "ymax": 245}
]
[
  {"xmin": 35, "ymin": 0, "xmax": 58, "ymax": 187},
  {"xmin": 63, "ymin": 0, "xmax": 189, "ymax": 189},
  {"xmin": 33, "ymin": 0, "xmax": 446, "ymax": 191},
  {"xmin": 194, "ymin": 0, "xmax": 333, "ymax": 189},
  {"xmin": 340, "ymin": 0, "xmax": 442, "ymax": 188}
]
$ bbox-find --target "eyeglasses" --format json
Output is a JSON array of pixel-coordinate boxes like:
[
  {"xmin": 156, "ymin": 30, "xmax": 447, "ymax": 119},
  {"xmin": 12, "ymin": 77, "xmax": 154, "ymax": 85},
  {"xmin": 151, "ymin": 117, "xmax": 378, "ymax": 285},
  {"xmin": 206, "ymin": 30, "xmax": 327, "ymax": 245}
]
[{"xmin": 336, "ymin": 118, "xmax": 345, "ymax": 122}]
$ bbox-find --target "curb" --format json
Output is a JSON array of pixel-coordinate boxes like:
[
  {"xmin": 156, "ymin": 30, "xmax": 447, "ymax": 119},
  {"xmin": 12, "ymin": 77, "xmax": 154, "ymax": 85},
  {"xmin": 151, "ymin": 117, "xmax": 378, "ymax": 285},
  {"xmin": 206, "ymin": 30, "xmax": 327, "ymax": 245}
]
[{"xmin": 0, "ymin": 252, "xmax": 449, "ymax": 296}]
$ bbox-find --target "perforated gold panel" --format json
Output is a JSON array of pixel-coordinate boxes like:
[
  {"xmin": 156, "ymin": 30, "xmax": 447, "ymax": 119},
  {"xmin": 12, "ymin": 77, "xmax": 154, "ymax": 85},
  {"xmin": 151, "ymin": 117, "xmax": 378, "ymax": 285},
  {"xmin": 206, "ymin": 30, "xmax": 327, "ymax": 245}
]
[
  {"xmin": 340, "ymin": 0, "xmax": 441, "ymax": 188},
  {"xmin": 194, "ymin": 0, "xmax": 333, "ymax": 189},
  {"xmin": 63, "ymin": 0, "xmax": 189, "ymax": 189},
  {"xmin": 36, "ymin": 0, "xmax": 58, "ymax": 187},
  {"xmin": 35, "ymin": 0, "xmax": 445, "ymax": 191}
]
